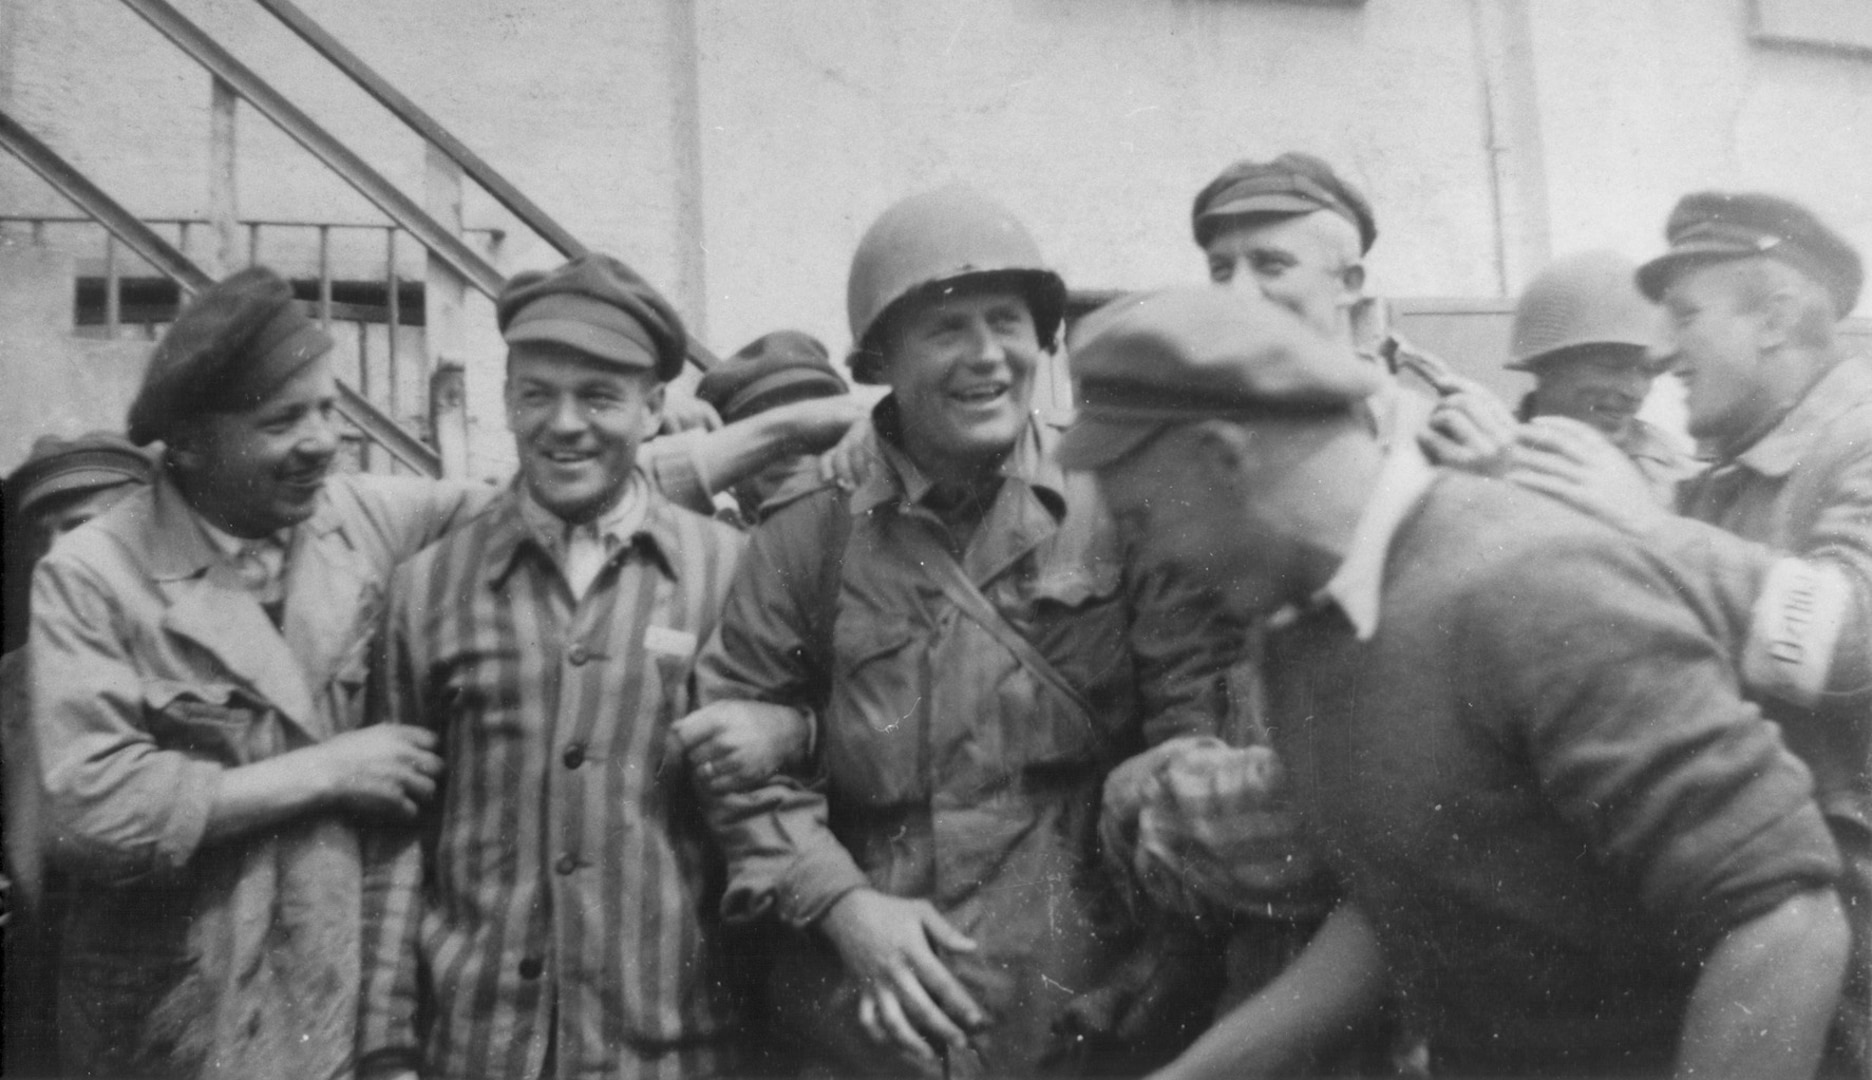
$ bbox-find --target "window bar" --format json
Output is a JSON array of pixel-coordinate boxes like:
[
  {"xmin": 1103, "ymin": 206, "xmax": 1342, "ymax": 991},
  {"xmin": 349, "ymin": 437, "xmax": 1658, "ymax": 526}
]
[
  {"xmin": 357, "ymin": 319, "xmax": 372, "ymax": 471},
  {"xmin": 248, "ymin": 221, "xmax": 261, "ymax": 267},
  {"xmin": 385, "ymin": 227, "xmax": 400, "ymax": 432},
  {"xmin": 31, "ymin": 219, "xmax": 45, "ymax": 245},
  {"xmin": 105, "ymin": 233, "xmax": 121, "ymax": 338},
  {"xmin": 317, "ymin": 224, "xmax": 333, "ymax": 329},
  {"xmin": 177, "ymin": 219, "xmax": 191, "ymax": 261}
]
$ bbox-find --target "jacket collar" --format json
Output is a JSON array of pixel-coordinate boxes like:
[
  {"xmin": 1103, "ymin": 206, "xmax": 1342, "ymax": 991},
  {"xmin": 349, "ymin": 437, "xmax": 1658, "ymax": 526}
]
[
  {"xmin": 853, "ymin": 400, "xmax": 1070, "ymax": 586},
  {"xmin": 1732, "ymin": 354, "xmax": 1872, "ymax": 479},
  {"xmin": 850, "ymin": 397, "xmax": 1067, "ymax": 521},
  {"xmin": 142, "ymin": 466, "xmax": 349, "ymax": 581},
  {"xmin": 1309, "ymin": 439, "xmax": 1437, "ymax": 641},
  {"xmin": 481, "ymin": 470, "xmax": 682, "ymax": 589},
  {"xmin": 134, "ymin": 469, "xmax": 344, "ymax": 740}
]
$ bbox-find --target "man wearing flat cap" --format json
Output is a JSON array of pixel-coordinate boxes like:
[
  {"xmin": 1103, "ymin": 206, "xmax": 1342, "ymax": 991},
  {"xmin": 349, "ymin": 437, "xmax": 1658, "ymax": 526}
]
[
  {"xmin": 2, "ymin": 431, "xmax": 152, "ymax": 1075},
  {"xmin": 685, "ymin": 329, "xmax": 864, "ymax": 527},
  {"xmin": 27, "ymin": 266, "xmax": 495, "ymax": 1078},
  {"xmin": 691, "ymin": 186, "xmax": 1229, "ymax": 1077},
  {"xmin": 359, "ymin": 253, "xmax": 768, "ymax": 1080},
  {"xmin": 1191, "ymin": 151, "xmax": 1520, "ymax": 469},
  {"xmin": 1515, "ymin": 189, "xmax": 1872, "ymax": 1076},
  {"xmin": 1064, "ymin": 285, "xmax": 1849, "ymax": 1080}
]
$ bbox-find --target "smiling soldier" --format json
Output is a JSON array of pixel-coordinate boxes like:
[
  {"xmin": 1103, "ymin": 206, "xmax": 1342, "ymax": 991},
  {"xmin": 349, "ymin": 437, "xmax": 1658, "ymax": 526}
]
[
  {"xmin": 1505, "ymin": 250, "xmax": 1695, "ymax": 506},
  {"xmin": 689, "ymin": 186, "xmax": 1226, "ymax": 1078},
  {"xmin": 28, "ymin": 267, "xmax": 491, "ymax": 1079}
]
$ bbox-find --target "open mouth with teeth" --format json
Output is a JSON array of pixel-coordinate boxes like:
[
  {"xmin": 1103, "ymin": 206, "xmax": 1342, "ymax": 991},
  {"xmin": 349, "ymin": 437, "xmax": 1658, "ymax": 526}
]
[
  {"xmin": 541, "ymin": 447, "xmax": 599, "ymax": 465},
  {"xmin": 949, "ymin": 383, "xmax": 1010, "ymax": 407},
  {"xmin": 280, "ymin": 463, "xmax": 330, "ymax": 489}
]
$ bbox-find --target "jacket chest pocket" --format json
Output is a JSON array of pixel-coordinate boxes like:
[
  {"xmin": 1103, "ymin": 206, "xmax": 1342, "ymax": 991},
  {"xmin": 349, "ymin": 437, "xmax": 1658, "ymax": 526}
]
[
  {"xmin": 143, "ymin": 679, "xmax": 271, "ymax": 765},
  {"xmin": 1022, "ymin": 559, "xmax": 1131, "ymax": 741},
  {"xmin": 827, "ymin": 608, "xmax": 923, "ymax": 800}
]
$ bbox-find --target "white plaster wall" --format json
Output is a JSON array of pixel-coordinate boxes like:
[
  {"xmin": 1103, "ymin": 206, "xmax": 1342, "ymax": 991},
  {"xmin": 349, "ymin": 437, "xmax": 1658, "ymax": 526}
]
[
  {"xmin": 690, "ymin": 0, "xmax": 1505, "ymax": 356},
  {"xmin": 1526, "ymin": 0, "xmax": 1872, "ymax": 317},
  {"xmin": 4, "ymin": 0, "xmax": 1870, "ymax": 474}
]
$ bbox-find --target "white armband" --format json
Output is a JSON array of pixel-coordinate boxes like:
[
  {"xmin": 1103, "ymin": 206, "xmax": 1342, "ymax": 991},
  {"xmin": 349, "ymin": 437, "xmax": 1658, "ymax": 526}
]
[{"xmin": 1740, "ymin": 559, "xmax": 1850, "ymax": 708}]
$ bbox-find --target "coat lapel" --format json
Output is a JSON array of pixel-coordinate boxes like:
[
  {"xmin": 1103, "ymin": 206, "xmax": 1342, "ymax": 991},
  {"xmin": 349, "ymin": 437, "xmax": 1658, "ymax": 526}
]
[
  {"xmin": 279, "ymin": 508, "xmax": 375, "ymax": 737},
  {"xmin": 145, "ymin": 475, "xmax": 324, "ymax": 743}
]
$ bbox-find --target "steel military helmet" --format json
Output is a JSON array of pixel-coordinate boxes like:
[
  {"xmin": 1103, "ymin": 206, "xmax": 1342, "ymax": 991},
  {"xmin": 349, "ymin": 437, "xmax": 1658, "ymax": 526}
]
[
  {"xmin": 1508, "ymin": 250, "xmax": 1666, "ymax": 372},
  {"xmin": 845, "ymin": 185, "xmax": 1067, "ymax": 384}
]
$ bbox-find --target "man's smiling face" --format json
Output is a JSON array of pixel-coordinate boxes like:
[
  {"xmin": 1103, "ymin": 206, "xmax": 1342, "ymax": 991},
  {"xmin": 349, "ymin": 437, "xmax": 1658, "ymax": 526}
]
[
  {"xmin": 879, "ymin": 282, "xmax": 1039, "ymax": 475},
  {"xmin": 506, "ymin": 341, "xmax": 663, "ymax": 524}
]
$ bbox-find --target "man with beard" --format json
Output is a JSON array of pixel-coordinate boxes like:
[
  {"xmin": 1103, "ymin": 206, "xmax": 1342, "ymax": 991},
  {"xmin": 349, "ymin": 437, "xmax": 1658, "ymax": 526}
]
[
  {"xmin": 359, "ymin": 254, "xmax": 759, "ymax": 1080},
  {"xmin": 1513, "ymin": 190, "xmax": 1872, "ymax": 1077},
  {"xmin": 28, "ymin": 267, "xmax": 488, "ymax": 1078},
  {"xmin": 1064, "ymin": 284, "xmax": 1847, "ymax": 1079}
]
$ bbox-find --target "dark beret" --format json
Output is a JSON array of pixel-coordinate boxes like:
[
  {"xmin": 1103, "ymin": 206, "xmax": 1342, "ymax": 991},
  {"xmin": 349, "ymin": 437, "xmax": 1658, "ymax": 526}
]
[
  {"xmin": 126, "ymin": 267, "xmax": 334, "ymax": 446},
  {"xmin": 696, "ymin": 331, "xmax": 847, "ymax": 425},
  {"xmin": 1058, "ymin": 286, "xmax": 1384, "ymax": 471},
  {"xmin": 497, "ymin": 253, "xmax": 687, "ymax": 382},
  {"xmin": 10, "ymin": 431, "xmax": 152, "ymax": 517},
  {"xmin": 1191, "ymin": 153, "xmax": 1377, "ymax": 253},
  {"xmin": 1636, "ymin": 191, "xmax": 1863, "ymax": 317}
]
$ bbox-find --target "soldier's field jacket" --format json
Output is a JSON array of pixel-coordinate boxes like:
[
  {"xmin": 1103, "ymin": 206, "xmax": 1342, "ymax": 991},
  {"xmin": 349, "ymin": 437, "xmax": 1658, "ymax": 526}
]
[{"xmin": 695, "ymin": 409, "xmax": 1226, "ymax": 1076}]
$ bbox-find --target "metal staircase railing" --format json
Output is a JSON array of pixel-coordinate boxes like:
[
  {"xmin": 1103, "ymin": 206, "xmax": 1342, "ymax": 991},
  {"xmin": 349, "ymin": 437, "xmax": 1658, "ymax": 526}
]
[
  {"xmin": 2, "ymin": 0, "xmax": 723, "ymax": 477},
  {"xmin": 0, "ymin": 111, "xmax": 444, "ymax": 476}
]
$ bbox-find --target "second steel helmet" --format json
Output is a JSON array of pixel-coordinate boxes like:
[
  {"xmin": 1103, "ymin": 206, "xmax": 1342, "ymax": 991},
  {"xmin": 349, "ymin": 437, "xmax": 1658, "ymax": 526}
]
[
  {"xmin": 1508, "ymin": 250, "xmax": 1664, "ymax": 371},
  {"xmin": 845, "ymin": 185, "xmax": 1067, "ymax": 384}
]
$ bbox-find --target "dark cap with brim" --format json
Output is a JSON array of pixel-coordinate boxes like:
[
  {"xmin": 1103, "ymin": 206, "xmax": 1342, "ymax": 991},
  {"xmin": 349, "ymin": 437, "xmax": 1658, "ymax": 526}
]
[
  {"xmin": 126, "ymin": 267, "xmax": 333, "ymax": 446},
  {"xmin": 1636, "ymin": 191, "xmax": 1863, "ymax": 316},
  {"xmin": 498, "ymin": 254, "xmax": 687, "ymax": 381},
  {"xmin": 11, "ymin": 430, "xmax": 153, "ymax": 516},
  {"xmin": 697, "ymin": 330, "xmax": 847, "ymax": 423},
  {"xmin": 1191, "ymin": 153, "xmax": 1378, "ymax": 253},
  {"xmin": 1058, "ymin": 286, "xmax": 1384, "ymax": 471}
]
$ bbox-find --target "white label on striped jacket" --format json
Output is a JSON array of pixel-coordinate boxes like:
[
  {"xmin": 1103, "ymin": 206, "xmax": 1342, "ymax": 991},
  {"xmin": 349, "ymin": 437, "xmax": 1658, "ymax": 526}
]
[{"xmin": 643, "ymin": 625, "xmax": 698, "ymax": 658}]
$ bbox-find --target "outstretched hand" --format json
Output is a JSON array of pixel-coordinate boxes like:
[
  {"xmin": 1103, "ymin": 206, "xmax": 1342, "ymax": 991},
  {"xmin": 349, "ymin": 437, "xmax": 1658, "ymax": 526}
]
[
  {"xmin": 1509, "ymin": 415, "xmax": 1669, "ymax": 537},
  {"xmin": 1419, "ymin": 381, "xmax": 1520, "ymax": 475},
  {"xmin": 819, "ymin": 888, "xmax": 987, "ymax": 1068}
]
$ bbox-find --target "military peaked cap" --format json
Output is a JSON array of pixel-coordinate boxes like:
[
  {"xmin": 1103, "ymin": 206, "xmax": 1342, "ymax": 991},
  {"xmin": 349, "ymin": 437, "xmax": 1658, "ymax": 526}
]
[
  {"xmin": 498, "ymin": 253, "xmax": 688, "ymax": 382},
  {"xmin": 1191, "ymin": 152, "xmax": 1377, "ymax": 253},
  {"xmin": 1636, "ymin": 190, "xmax": 1862, "ymax": 317}
]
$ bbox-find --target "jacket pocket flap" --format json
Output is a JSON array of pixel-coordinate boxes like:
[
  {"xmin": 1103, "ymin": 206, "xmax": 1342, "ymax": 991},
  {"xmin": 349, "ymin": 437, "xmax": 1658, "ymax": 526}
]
[
  {"xmin": 141, "ymin": 678, "xmax": 244, "ymax": 714},
  {"xmin": 834, "ymin": 613, "xmax": 916, "ymax": 671}
]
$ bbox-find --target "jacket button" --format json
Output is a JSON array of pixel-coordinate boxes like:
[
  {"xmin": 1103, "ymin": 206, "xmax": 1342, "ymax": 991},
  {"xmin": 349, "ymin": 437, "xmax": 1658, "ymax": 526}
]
[
  {"xmin": 518, "ymin": 956, "xmax": 544, "ymax": 980},
  {"xmin": 556, "ymin": 853, "xmax": 578, "ymax": 875},
  {"xmin": 562, "ymin": 744, "xmax": 586, "ymax": 769},
  {"xmin": 566, "ymin": 643, "xmax": 589, "ymax": 666}
]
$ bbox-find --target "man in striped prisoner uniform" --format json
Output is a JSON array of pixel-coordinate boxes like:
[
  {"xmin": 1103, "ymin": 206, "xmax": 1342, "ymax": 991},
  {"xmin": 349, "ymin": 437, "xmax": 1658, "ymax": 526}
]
[{"xmin": 359, "ymin": 254, "xmax": 786, "ymax": 1080}]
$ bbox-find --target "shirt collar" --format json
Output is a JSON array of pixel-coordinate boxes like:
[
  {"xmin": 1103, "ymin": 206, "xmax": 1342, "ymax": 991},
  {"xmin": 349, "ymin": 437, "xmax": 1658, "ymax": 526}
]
[
  {"xmin": 1310, "ymin": 439, "xmax": 1437, "ymax": 641},
  {"xmin": 516, "ymin": 468, "xmax": 649, "ymax": 553},
  {"xmin": 192, "ymin": 509, "xmax": 289, "ymax": 559},
  {"xmin": 851, "ymin": 396, "xmax": 1066, "ymax": 521},
  {"xmin": 1732, "ymin": 354, "xmax": 1872, "ymax": 478},
  {"xmin": 486, "ymin": 468, "xmax": 676, "ymax": 586}
]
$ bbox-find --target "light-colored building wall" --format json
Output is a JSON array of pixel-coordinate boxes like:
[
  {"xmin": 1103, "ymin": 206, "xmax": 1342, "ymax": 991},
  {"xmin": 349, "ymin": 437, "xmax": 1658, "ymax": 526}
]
[{"xmin": 2, "ymin": 0, "xmax": 1868, "ymax": 472}]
